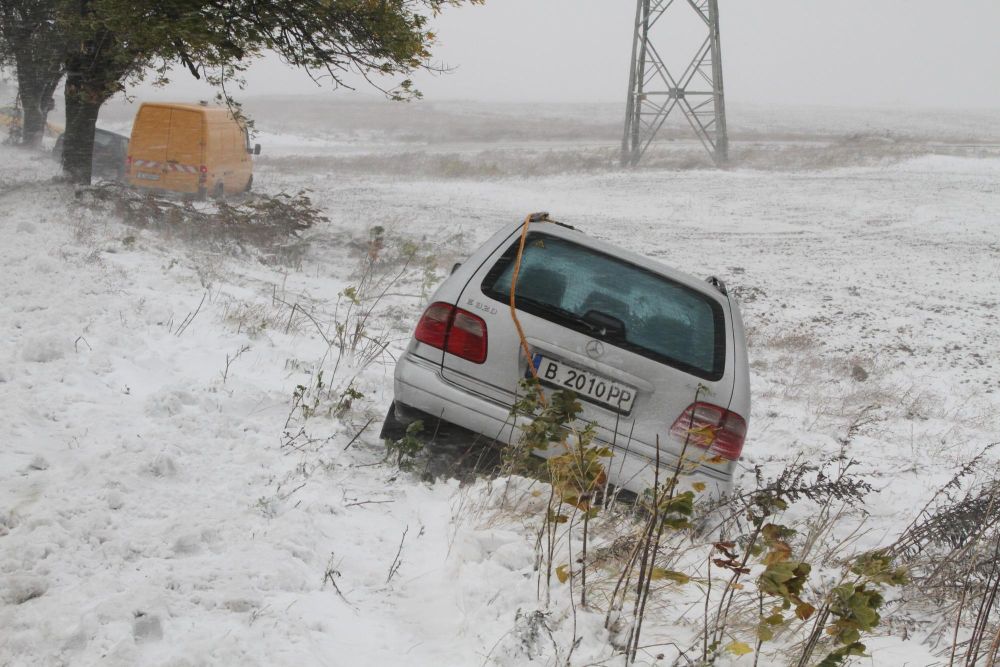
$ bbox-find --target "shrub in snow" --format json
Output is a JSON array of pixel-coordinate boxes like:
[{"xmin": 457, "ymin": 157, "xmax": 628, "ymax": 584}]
[
  {"xmin": 26, "ymin": 456, "xmax": 49, "ymax": 471},
  {"xmin": 0, "ymin": 516, "xmax": 12, "ymax": 538},
  {"xmin": 132, "ymin": 613, "xmax": 163, "ymax": 643},
  {"xmin": 21, "ymin": 334, "xmax": 66, "ymax": 363},
  {"xmin": 2, "ymin": 576, "xmax": 48, "ymax": 605},
  {"xmin": 172, "ymin": 533, "xmax": 202, "ymax": 556},
  {"xmin": 78, "ymin": 184, "xmax": 325, "ymax": 267},
  {"xmin": 106, "ymin": 490, "xmax": 124, "ymax": 510},
  {"xmin": 147, "ymin": 454, "xmax": 178, "ymax": 478}
]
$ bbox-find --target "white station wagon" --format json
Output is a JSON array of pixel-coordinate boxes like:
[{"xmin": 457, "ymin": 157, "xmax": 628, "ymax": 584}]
[{"xmin": 381, "ymin": 215, "xmax": 750, "ymax": 497}]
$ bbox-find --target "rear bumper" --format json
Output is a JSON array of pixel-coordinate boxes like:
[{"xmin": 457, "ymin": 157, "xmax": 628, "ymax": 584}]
[
  {"xmin": 393, "ymin": 352, "xmax": 519, "ymax": 443},
  {"xmin": 127, "ymin": 175, "xmax": 203, "ymax": 196},
  {"xmin": 392, "ymin": 351, "xmax": 733, "ymax": 498}
]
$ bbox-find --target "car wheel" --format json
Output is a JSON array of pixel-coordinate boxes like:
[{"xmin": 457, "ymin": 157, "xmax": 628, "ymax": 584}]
[
  {"xmin": 244, "ymin": 175, "xmax": 253, "ymax": 193},
  {"xmin": 213, "ymin": 182, "xmax": 225, "ymax": 201}
]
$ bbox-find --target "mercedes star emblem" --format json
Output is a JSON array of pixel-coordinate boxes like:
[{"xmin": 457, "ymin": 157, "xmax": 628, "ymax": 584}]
[{"xmin": 585, "ymin": 340, "xmax": 605, "ymax": 359}]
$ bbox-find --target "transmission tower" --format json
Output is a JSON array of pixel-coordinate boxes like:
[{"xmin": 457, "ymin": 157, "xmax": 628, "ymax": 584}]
[{"xmin": 621, "ymin": 0, "xmax": 729, "ymax": 166}]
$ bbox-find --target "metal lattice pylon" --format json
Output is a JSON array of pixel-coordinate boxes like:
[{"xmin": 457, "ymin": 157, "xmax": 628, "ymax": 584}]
[{"xmin": 621, "ymin": 0, "xmax": 729, "ymax": 166}]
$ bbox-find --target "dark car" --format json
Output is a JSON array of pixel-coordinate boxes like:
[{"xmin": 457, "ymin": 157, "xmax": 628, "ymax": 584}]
[{"xmin": 53, "ymin": 128, "xmax": 130, "ymax": 181}]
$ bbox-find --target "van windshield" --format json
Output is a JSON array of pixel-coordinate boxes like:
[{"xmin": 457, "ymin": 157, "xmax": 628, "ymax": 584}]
[{"xmin": 482, "ymin": 233, "xmax": 726, "ymax": 380}]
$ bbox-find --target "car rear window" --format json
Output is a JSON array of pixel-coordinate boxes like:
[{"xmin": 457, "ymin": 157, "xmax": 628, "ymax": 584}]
[{"xmin": 481, "ymin": 233, "xmax": 726, "ymax": 380}]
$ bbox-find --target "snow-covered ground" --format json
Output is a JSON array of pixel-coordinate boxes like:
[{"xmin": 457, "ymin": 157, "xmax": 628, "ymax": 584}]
[{"xmin": 1, "ymin": 104, "xmax": 998, "ymax": 666}]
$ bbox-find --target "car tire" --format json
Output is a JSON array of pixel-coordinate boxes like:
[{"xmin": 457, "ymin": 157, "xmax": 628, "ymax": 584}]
[
  {"xmin": 213, "ymin": 182, "xmax": 225, "ymax": 201},
  {"xmin": 244, "ymin": 175, "xmax": 253, "ymax": 193}
]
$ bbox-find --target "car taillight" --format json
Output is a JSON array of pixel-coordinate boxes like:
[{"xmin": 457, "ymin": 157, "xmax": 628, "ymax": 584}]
[
  {"xmin": 414, "ymin": 302, "xmax": 453, "ymax": 349},
  {"xmin": 413, "ymin": 302, "xmax": 488, "ymax": 364},
  {"xmin": 669, "ymin": 402, "xmax": 747, "ymax": 461},
  {"xmin": 447, "ymin": 310, "xmax": 488, "ymax": 363}
]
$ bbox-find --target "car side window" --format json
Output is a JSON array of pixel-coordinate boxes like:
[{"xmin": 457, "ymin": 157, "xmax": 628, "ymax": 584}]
[{"xmin": 482, "ymin": 233, "xmax": 725, "ymax": 379}]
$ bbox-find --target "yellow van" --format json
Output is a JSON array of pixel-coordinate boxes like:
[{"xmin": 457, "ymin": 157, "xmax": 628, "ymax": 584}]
[{"xmin": 126, "ymin": 102, "xmax": 260, "ymax": 198}]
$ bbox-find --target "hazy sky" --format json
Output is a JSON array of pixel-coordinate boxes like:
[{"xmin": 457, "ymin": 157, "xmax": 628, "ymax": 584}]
[{"xmin": 136, "ymin": 0, "xmax": 1000, "ymax": 109}]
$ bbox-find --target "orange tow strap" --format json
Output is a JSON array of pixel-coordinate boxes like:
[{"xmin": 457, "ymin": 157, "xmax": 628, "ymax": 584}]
[{"xmin": 509, "ymin": 212, "xmax": 548, "ymax": 407}]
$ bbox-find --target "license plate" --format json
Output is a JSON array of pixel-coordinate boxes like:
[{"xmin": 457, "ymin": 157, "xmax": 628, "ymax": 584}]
[
  {"xmin": 533, "ymin": 354, "xmax": 637, "ymax": 414},
  {"xmin": 136, "ymin": 172, "xmax": 160, "ymax": 181}
]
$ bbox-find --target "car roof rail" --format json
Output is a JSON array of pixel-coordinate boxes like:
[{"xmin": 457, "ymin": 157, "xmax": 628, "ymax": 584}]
[
  {"xmin": 705, "ymin": 275, "xmax": 728, "ymax": 296},
  {"xmin": 526, "ymin": 211, "xmax": 576, "ymax": 231}
]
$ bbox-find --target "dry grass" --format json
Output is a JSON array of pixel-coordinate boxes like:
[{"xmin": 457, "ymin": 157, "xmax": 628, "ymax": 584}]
[
  {"xmin": 257, "ymin": 133, "xmax": 1000, "ymax": 181},
  {"xmin": 259, "ymin": 147, "xmax": 621, "ymax": 180},
  {"xmin": 220, "ymin": 297, "xmax": 307, "ymax": 338}
]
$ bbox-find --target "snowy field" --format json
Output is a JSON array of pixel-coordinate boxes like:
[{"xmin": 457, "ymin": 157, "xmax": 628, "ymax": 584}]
[{"xmin": 1, "ymin": 100, "xmax": 998, "ymax": 666}]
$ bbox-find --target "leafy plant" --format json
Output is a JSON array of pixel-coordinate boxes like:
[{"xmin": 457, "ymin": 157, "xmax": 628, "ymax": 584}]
[
  {"xmin": 386, "ymin": 420, "xmax": 425, "ymax": 470},
  {"xmin": 792, "ymin": 551, "xmax": 908, "ymax": 667},
  {"xmin": 288, "ymin": 372, "xmax": 366, "ymax": 424},
  {"xmin": 334, "ymin": 385, "xmax": 364, "ymax": 419},
  {"xmin": 509, "ymin": 380, "xmax": 614, "ymax": 610}
]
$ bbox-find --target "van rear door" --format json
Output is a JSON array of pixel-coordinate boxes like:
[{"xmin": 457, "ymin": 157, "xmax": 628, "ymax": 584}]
[
  {"xmin": 129, "ymin": 105, "xmax": 170, "ymax": 183},
  {"xmin": 162, "ymin": 109, "xmax": 203, "ymax": 193}
]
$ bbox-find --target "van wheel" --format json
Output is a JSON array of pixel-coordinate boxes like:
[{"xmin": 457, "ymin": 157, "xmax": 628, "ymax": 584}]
[
  {"xmin": 244, "ymin": 175, "xmax": 253, "ymax": 193},
  {"xmin": 213, "ymin": 183, "xmax": 225, "ymax": 201}
]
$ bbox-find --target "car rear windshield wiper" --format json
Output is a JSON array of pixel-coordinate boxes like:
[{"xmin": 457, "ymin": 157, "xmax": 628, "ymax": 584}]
[
  {"xmin": 510, "ymin": 295, "xmax": 596, "ymax": 330},
  {"xmin": 513, "ymin": 295, "xmax": 629, "ymax": 342},
  {"xmin": 582, "ymin": 310, "xmax": 626, "ymax": 341}
]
